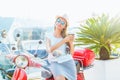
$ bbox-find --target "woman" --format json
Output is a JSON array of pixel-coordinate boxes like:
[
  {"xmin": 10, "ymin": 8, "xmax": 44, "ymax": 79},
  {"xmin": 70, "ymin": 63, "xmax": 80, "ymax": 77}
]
[{"xmin": 46, "ymin": 15, "xmax": 77, "ymax": 80}]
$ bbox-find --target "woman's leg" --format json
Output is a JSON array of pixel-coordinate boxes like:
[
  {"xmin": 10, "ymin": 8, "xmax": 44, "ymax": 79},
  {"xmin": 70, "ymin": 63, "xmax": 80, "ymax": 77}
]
[{"xmin": 54, "ymin": 75, "xmax": 66, "ymax": 80}]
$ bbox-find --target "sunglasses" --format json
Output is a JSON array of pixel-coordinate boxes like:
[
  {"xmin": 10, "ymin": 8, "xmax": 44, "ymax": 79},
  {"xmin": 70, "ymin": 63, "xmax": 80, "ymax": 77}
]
[{"xmin": 56, "ymin": 18, "xmax": 65, "ymax": 26}]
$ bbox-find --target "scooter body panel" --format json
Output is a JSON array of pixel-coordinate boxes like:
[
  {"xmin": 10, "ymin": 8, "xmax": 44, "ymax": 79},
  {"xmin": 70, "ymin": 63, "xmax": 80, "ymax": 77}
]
[{"xmin": 12, "ymin": 68, "xmax": 27, "ymax": 80}]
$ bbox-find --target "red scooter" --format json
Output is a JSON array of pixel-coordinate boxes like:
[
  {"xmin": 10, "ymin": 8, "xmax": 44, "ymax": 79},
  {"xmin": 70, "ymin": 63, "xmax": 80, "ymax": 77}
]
[
  {"xmin": 11, "ymin": 53, "xmax": 47, "ymax": 80},
  {"xmin": 10, "ymin": 47, "xmax": 95, "ymax": 80}
]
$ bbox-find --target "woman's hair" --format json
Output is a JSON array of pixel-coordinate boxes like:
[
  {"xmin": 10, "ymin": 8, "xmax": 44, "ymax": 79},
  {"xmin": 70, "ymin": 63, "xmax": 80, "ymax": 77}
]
[
  {"xmin": 55, "ymin": 16, "xmax": 68, "ymax": 38},
  {"xmin": 55, "ymin": 16, "xmax": 70, "ymax": 48}
]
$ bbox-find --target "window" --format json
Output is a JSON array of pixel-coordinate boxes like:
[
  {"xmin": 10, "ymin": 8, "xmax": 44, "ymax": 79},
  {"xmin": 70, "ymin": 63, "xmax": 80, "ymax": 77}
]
[{"xmin": 13, "ymin": 27, "xmax": 46, "ymax": 41}]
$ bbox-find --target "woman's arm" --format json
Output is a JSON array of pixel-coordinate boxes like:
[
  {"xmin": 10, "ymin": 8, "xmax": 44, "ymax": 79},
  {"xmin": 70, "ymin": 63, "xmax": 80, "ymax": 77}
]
[
  {"xmin": 69, "ymin": 41, "xmax": 74, "ymax": 55},
  {"xmin": 46, "ymin": 36, "xmax": 71, "ymax": 53},
  {"xmin": 68, "ymin": 34, "xmax": 75, "ymax": 55},
  {"xmin": 49, "ymin": 38, "xmax": 67, "ymax": 52},
  {"xmin": 46, "ymin": 35, "xmax": 74, "ymax": 54}
]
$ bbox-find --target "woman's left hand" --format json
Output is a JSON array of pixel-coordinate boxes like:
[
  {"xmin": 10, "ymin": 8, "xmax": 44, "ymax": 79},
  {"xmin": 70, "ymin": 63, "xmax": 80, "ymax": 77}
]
[{"xmin": 68, "ymin": 34, "xmax": 74, "ymax": 42}]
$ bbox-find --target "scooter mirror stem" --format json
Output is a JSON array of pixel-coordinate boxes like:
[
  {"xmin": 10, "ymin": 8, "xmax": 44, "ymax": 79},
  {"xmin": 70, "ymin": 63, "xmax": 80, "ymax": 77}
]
[
  {"xmin": 16, "ymin": 33, "xmax": 23, "ymax": 53},
  {"xmin": 33, "ymin": 40, "xmax": 43, "ymax": 56}
]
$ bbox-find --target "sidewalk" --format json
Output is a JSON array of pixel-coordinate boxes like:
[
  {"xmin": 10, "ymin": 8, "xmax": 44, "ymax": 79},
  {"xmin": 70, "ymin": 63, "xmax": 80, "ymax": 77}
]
[{"xmin": 84, "ymin": 57, "xmax": 120, "ymax": 80}]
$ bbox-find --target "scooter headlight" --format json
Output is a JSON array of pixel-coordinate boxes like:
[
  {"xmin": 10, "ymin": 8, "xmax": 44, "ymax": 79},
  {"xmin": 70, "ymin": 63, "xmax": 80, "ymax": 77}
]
[{"xmin": 14, "ymin": 55, "xmax": 28, "ymax": 68}]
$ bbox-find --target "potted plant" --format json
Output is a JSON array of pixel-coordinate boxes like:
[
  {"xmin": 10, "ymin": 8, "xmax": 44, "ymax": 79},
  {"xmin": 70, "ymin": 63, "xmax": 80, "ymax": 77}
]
[{"xmin": 75, "ymin": 14, "xmax": 120, "ymax": 60}]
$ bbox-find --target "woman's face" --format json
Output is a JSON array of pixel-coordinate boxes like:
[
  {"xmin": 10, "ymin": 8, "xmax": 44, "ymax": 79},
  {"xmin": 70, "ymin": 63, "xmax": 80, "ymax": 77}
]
[{"xmin": 55, "ymin": 17, "xmax": 67, "ymax": 31}]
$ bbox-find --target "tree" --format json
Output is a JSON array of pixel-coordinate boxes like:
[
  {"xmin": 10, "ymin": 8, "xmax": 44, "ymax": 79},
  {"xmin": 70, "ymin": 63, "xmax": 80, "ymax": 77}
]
[{"xmin": 75, "ymin": 14, "xmax": 120, "ymax": 60}]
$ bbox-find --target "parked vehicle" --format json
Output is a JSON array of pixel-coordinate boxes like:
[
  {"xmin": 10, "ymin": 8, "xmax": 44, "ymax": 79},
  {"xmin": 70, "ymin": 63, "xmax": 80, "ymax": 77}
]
[
  {"xmin": 73, "ymin": 48, "xmax": 95, "ymax": 67},
  {"xmin": 8, "ymin": 26, "xmax": 95, "ymax": 80},
  {"xmin": 11, "ymin": 54, "xmax": 46, "ymax": 80},
  {"xmin": 9, "ymin": 46, "xmax": 95, "ymax": 80}
]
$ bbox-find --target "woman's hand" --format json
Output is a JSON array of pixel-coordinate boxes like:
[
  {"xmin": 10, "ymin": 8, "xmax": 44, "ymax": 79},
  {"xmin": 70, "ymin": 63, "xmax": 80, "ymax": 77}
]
[
  {"xmin": 64, "ymin": 34, "xmax": 75, "ymax": 55},
  {"xmin": 64, "ymin": 34, "xmax": 74, "ymax": 43}
]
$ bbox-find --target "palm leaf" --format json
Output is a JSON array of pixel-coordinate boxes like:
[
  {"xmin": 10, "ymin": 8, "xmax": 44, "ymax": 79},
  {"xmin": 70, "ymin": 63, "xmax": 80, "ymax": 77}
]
[{"xmin": 75, "ymin": 14, "xmax": 120, "ymax": 56}]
